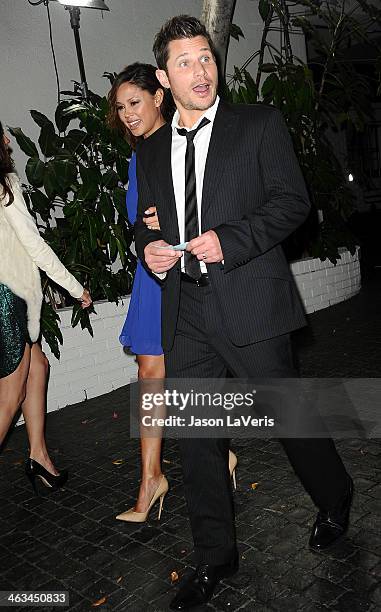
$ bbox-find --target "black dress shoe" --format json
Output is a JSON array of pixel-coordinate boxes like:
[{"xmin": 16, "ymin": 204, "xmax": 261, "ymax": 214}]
[
  {"xmin": 169, "ymin": 553, "xmax": 239, "ymax": 610},
  {"xmin": 309, "ymin": 475, "xmax": 353, "ymax": 552}
]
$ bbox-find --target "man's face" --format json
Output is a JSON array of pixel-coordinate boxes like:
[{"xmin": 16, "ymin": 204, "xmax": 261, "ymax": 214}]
[{"xmin": 156, "ymin": 35, "xmax": 218, "ymax": 123}]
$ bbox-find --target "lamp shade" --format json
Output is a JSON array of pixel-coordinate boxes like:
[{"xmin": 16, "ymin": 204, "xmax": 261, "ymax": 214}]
[{"xmin": 55, "ymin": 0, "xmax": 109, "ymax": 9}]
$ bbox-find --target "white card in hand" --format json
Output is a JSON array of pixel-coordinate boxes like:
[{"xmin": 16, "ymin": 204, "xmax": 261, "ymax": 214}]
[
  {"xmin": 156, "ymin": 242, "xmax": 189, "ymax": 251},
  {"xmin": 172, "ymin": 242, "xmax": 189, "ymax": 251}
]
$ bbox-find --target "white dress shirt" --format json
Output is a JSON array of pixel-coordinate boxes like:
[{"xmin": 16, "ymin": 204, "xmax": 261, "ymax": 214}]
[{"xmin": 171, "ymin": 95, "xmax": 220, "ymax": 273}]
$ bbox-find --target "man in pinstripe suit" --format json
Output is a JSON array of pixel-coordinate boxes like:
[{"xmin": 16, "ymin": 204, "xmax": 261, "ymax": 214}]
[{"xmin": 135, "ymin": 15, "xmax": 352, "ymax": 610}]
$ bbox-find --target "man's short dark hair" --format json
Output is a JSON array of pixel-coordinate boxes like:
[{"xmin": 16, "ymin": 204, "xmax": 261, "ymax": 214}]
[{"xmin": 153, "ymin": 15, "xmax": 216, "ymax": 71}]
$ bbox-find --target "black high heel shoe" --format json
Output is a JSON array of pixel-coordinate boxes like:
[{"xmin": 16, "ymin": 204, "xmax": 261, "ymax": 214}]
[{"xmin": 25, "ymin": 458, "xmax": 68, "ymax": 494}]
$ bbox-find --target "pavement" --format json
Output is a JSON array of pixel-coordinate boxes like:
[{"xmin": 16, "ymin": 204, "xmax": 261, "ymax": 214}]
[{"xmin": 0, "ymin": 274, "xmax": 380, "ymax": 612}]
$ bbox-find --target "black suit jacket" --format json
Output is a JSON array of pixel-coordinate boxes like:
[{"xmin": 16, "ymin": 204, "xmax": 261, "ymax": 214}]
[{"xmin": 135, "ymin": 101, "xmax": 310, "ymax": 352}]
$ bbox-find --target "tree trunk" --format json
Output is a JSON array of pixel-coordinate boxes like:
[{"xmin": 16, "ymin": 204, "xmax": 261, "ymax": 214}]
[{"xmin": 201, "ymin": 0, "xmax": 237, "ymax": 79}]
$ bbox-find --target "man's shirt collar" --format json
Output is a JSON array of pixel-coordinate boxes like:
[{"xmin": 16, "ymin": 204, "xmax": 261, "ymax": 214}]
[{"xmin": 171, "ymin": 95, "xmax": 220, "ymax": 132}]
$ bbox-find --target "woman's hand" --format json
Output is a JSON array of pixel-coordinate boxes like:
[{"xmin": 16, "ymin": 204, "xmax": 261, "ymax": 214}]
[
  {"xmin": 143, "ymin": 206, "xmax": 160, "ymax": 231},
  {"xmin": 79, "ymin": 289, "xmax": 92, "ymax": 309}
]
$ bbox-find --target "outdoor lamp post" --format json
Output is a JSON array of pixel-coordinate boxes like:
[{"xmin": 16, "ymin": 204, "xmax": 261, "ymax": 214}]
[{"xmin": 52, "ymin": 0, "xmax": 109, "ymax": 100}]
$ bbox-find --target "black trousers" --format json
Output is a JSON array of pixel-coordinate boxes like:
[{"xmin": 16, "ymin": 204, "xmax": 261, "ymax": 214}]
[{"xmin": 165, "ymin": 280, "xmax": 349, "ymax": 565}]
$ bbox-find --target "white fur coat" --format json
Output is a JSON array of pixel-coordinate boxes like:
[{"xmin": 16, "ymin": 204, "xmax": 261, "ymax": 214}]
[{"xmin": 0, "ymin": 174, "xmax": 83, "ymax": 342}]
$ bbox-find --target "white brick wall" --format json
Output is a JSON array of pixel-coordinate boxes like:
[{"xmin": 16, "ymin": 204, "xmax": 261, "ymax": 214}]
[
  {"xmin": 40, "ymin": 248, "xmax": 360, "ymax": 413},
  {"xmin": 290, "ymin": 247, "xmax": 361, "ymax": 314},
  {"xmin": 42, "ymin": 297, "xmax": 137, "ymax": 413}
]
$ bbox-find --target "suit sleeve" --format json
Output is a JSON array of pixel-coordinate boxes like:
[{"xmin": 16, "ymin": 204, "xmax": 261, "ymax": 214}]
[
  {"xmin": 4, "ymin": 175, "xmax": 84, "ymax": 298},
  {"xmin": 134, "ymin": 149, "xmax": 166, "ymax": 281},
  {"xmin": 213, "ymin": 109, "xmax": 311, "ymax": 273}
]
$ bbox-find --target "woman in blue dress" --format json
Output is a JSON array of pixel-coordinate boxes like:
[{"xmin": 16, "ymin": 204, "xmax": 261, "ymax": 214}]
[
  {"xmin": 107, "ymin": 64, "xmax": 238, "ymax": 522},
  {"xmin": 107, "ymin": 64, "xmax": 174, "ymax": 521}
]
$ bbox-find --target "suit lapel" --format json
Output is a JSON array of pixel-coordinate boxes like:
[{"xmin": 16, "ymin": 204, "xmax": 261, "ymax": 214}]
[
  {"xmin": 201, "ymin": 101, "xmax": 239, "ymax": 220},
  {"xmin": 153, "ymin": 102, "xmax": 238, "ymax": 237}
]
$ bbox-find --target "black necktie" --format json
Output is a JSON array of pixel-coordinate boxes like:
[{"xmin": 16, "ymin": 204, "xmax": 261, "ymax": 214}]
[{"xmin": 177, "ymin": 117, "xmax": 211, "ymax": 279}]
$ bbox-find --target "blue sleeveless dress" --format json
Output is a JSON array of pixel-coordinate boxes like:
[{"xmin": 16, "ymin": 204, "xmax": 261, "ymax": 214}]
[{"xmin": 119, "ymin": 154, "xmax": 163, "ymax": 355}]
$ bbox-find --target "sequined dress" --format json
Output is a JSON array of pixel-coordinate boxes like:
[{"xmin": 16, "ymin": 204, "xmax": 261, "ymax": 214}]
[
  {"xmin": 0, "ymin": 283, "xmax": 31, "ymax": 378},
  {"xmin": 0, "ymin": 173, "xmax": 84, "ymax": 378}
]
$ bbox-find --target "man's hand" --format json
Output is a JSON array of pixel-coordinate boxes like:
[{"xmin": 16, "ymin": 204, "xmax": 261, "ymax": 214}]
[
  {"xmin": 187, "ymin": 230, "xmax": 223, "ymax": 263},
  {"xmin": 144, "ymin": 240, "xmax": 182, "ymax": 274},
  {"xmin": 143, "ymin": 206, "xmax": 160, "ymax": 230}
]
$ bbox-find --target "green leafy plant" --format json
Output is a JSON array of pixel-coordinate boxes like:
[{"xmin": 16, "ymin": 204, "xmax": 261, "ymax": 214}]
[
  {"xmin": 10, "ymin": 87, "xmax": 136, "ymax": 358},
  {"xmin": 224, "ymin": 0, "xmax": 381, "ymax": 263}
]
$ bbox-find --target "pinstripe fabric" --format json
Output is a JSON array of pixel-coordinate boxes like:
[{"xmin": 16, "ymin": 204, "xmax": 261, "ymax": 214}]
[
  {"xmin": 165, "ymin": 283, "xmax": 348, "ymax": 563},
  {"xmin": 164, "ymin": 283, "xmax": 235, "ymax": 565},
  {"xmin": 135, "ymin": 102, "xmax": 310, "ymax": 352},
  {"xmin": 135, "ymin": 101, "xmax": 349, "ymax": 566}
]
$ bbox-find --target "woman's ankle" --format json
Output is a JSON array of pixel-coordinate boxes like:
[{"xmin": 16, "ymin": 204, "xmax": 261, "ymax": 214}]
[
  {"xmin": 141, "ymin": 471, "xmax": 163, "ymax": 483},
  {"xmin": 29, "ymin": 447, "xmax": 49, "ymax": 461},
  {"xmin": 29, "ymin": 449, "xmax": 58, "ymax": 473}
]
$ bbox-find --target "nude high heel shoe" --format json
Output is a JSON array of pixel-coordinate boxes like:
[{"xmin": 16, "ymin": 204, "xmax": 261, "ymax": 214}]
[
  {"xmin": 229, "ymin": 450, "xmax": 238, "ymax": 490},
  {"xmin": 115, "ymin": 474, "xmax": 169, "ymax": 523}
]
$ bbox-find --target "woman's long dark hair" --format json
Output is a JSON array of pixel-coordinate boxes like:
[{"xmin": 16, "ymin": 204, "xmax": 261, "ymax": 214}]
[
  {"xmin": 106, "ymin": 62, "xmax": 174, "ymax": 149},
  {"xmin": 0, "ymin": 121, "xmax": 14, "ymax": 206}
]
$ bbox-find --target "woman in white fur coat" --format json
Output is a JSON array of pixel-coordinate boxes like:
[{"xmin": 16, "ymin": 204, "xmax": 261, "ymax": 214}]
[{"xmin": 0, "ymin": 122, "xmax": 92, "ymax": 492}]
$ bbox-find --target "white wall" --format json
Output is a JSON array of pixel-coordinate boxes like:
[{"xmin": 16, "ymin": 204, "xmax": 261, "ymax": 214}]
[
  {"xmin": 2, "ymin": 1, "xmax": 314, "ymax": 413},
  {"xmin": 1, "ymin": 0, "xmax": 306, "ymax": 176},
  {"xmin": 37, "ymin": 247, "xmax": 360, "ymax": 413},
  {"xmin": 43, "ymin": 297, "xmax": 137, "ymax": 411},
  {"xmin": 290, "ymin": 247, "xmax": 361, "ymax": 313},
  {"xmin": 0, "ymin": 0, "xmax": 193, "ymax": 174},
  {"xmin": 227, "ymin": 2, "xmax": 307, "ymax": 80}
]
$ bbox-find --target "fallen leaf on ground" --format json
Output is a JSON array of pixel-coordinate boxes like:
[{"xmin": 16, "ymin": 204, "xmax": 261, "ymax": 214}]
[
  {"xmin": 112, "ymin": 459, "xmax": 124, "ymax": 465},
  {"xmin": 116, "ymin": 576, "xmax": 123, "ymax": 584},
  {"xmin": 251, "ymin": 482, "xmax": 259, "ymax": 490},
  {"xmin": 91, "ymin": 596, "xmax": 107, "ymax": 607},
  {"xmin": 171, "ymin": 571, "xmax": 179, "ymax": 582}
]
